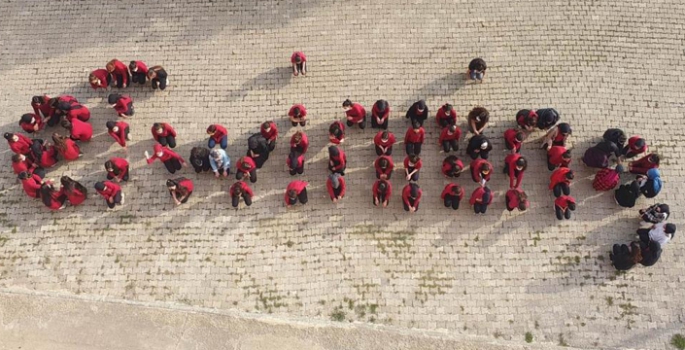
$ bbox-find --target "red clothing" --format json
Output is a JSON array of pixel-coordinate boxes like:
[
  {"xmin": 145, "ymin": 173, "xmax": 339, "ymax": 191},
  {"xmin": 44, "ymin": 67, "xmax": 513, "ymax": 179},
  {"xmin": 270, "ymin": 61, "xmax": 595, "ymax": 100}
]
[
  {"xmin": 547, "ymin": 146, "xmax": 570, "ymax": 167},
  {"xmin": 44, "ymin": 189, "xmax": 65, "ymax": 210},
  {"xmin": 110, "ymin": 60, "xmax": 129, "ymax": 86},
  {"xmin": 290, "ymin": 52, "xmax": 307, "ymax": 63},
  {"xmin": 442, "ymin": 157, "xmax": 464, "ymax": 177},
  {"xmin": 554, "ymin": 195, "xmax": 576, "ymax": 211},
  {"xmin": 290, "ymin": 133, "xmax": 309, "ymax": 154},
  {"xmin": 113, "ymin": 95, "xmax": 133, "ymax": 115},
  {"xmin": 63, "ymin": 186, "xmax": 86, "ymax": 206},
  {"xmin": 436, "ymin": 108, "xmax": 457, "ymax": 126},
  {"xmin": 629, "ymin": 153, "xmax": 659, "ymax": 175},
  {"xmin": 147, "ymin": 144, "xmax": 184, "ymax": 164},
  {"xmin": 130, "ymin": 61, "xmax": 149, "ymax": 75},
  {"xmin": 287, "ymin": 153, "xmax": 305, "ymax": 169},
  {"xmin": 108, "ymin": 158, "xmax": 129, "ymax": 181},
  {"xmin": 90, "ymin": 69, "xmax": 110, "ymax": 89},
  {"xmin": 260, "ymin": 122, "xmax": 278, "ymax": 141},
  {"xmin": 403, "ymin": 156, "xmax": 423, "ymax": 171},
  {"xmin": 552, "ymin": 128, "xmax": 566, "ymax": 144},
  {"xmin": 230, "ymin": 181, "xmax": 254, "ymax": 197},
  {"xmin": 70, "ymin": 118, "xmax": 93, "ymax": 141},
  {"xmin": 12, "ymin": 157, "xmax": 34, "ymax": 175},
  {"xmin": 208, "ymin": 124, "xmax": 228, "ymax": 142},
  {"xmin": 36, "ymin": 146, "xmax": 58, "ymax": 168},
  {"xmin": 97, "ymin": 181, "xmax": 121, "ymax": 201},
  {"xmin": 32, "ymin": 95, "xmax": 52, "ymax": 118},
  {"xmin": 404, "ymin": 127, "xmax": 425, "ymax": 144},
  {"xmin": 372, "ymin": 103, "xmax": 390, "ymax": 122},
  {"xmin": 345, "ymin": 103, "xmax": 366, "ymax": 123},
  {"xmin": 109, "ymin": 121, "xmax": 129, "ymax": 147},
  {"xmin": 329, "ymin": 121, "xmax": 345, "ymax": 145},
  {"xmin": 441, "ymin": 184, "xmax": 464, "ymax": 200},
  {"xmin": 373, "ymin": 131, "xmax": 396, "ymax": 148},
  {"xmin": 402, "ymin": 184, "xmax": 422, "ymax": 207},
  {"xmin": 329, "ymin": 149, "xmax": 346, "ymax": 171},
  {"xmin": 374, "ymin": 155, "xmax": 394, "ymax": 177},
  {"xmin": 65, "ymin": 104, "xmax": 91, "ymax": 122},
  {"xmin": 627, "ymin": 136, "xmax": 647, "ymax": 154},
  {"xmin": 178, "ymin": 179, "xmax": 194, "ymax": 193},
  {"xmin": 21, "ymin": 174, "xmax": 43, "ymax": 198},
  {"xmin": 593, "ymin": 168, "xmax": 620, "ymax": 191},
  {"xmin": 57, "ymin": 139, "xmax": 81, "ymax": 161},
  {"xmin": 19, "ymin": 114, "xmax": 43, "ymax": 133},
  {"xmin": 505, "ymin": 188, "xmax": 525, "ymax": 210},
  {"xmin": 470, "ymin": 158, "xmax": 492, "ymax": 183},
  {"xmin": 151, "ymin": 123, "xmax": 177, "ymax": 140},
  {"xmin": 238, "ymin": 157, "xmax": 257, "ymax": 172},
  {"xmin": 372, "ymin": 180, "xmax": 392, "ymax": 200},
  {"xmin": 504, "ymin": 153, "xmax": 525, "ymax": 188},
  {"xmin": 549, "ymin": 167, "xmax": 573, "ymax": 190},
  {"xmin": 284, "ymin": 180, "xmax": 308, "ymax": 204},
  {"xmin": 8, "ymin": 133, "xmax": 33, "ymax": 155},
  {"xmin": 503, "ymin": 128, "xmax": 522, "ymax": 152},
  {"xmin": 288, "ymin": 104, "xmax": 307, "ymax": 119},
  {"xmin": 326, "ymin": 176, "xmax": 347, "ymax": 200},
  {"xmin": 469, "ymin": 187, "xmax": 493, "ymax": 206},
  {"xmin": 438, "ymin": 127, "xmax": 461, "ymax": 144}
]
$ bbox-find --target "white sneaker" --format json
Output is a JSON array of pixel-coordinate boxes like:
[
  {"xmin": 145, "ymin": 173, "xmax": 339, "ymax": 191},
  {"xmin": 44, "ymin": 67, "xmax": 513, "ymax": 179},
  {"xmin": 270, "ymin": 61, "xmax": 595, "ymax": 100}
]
[
  {"xmin": 120, "ymin": 192, "xmax": 125, "ymax": 205},
  {"xmin": 126, "ymin": 134, "xmax": 132, "ymax": 141}
]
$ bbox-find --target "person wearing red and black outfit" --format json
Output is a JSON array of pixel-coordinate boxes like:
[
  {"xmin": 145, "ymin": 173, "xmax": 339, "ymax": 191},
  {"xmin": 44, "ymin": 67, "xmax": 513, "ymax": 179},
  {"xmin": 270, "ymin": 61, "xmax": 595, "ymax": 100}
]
[
  {"xmin": 56, "ymin": 101, "xmax": 91, "ymax": 123},
  {"xmin": 436, "ymin": 103, "xmax": 457, "ymax": 128},
  {"xmin": 404, "ymin": 121, "xmax": 425, "ymax": 156},
  {"xmin": 554, "ymin": 195, "xmax": 576, "ymax": 220},
  {"xmin": 94, "ymin": 181, "xmax": 123, "ymax": 209},
  {"xmin": 326, "ymin": 173, "xmax": 346, "ymax": 203},
  {"xmin": 503, "ymin": 128, "xmax": 525, "ymax": 154},
  {"xmin": 550, "ymin": 167, "xmax": 574, "ymax": 197},
  {"xmin": 105, "ymin": 158, "xmax": 130, "ymax": 182},
  {"xmin": 505, "ymin": 188, "xmax": 529, "ymax": 212},
  {"xmin": 147, "ymin": 66, "xmax": 169, "ymax": 90},
  {"xmin": 29, "ymin": 139, "xmax": 59, "ymax": 168},
  {"xmin": 288, "ymin": 104, "xmax": 307, "ymax": 127},
  {"xmin": 32, "ymin": 95, "xmax": 57, "ymax": 127},
  {"xmin": 151, "ymin": 122, "xmax": 177, "ymax": 148},
  {"xmin": 405, "ymin": 100, "xmax": 429, "ymax": 127},
  {"xmin": 291, "ymin": 51, "xmax": 307, "ymax": 76},
  {"xmin": 287, "ymin": 150, "xmax": 305, "ymax": 176},
  {"xmin": 343, "ymin": 99, "xmax": 367, "ymax": 129},
  {"xmin": 470, "ymin": 158, "xmax": 492, "ymax": 184},
  {"xmin": 108, "ymin": 94, "xmax": 134, "ymax": 118},
  {"xmin": 61, "ymin": 118, "xmax": 92, "ymax": 142},
  {"xmin": 547, "ymin": 145, "xmax": 571, "ymax": 170},
  {"xmin": 106, "ymin": 59, "xmax": 131, "ymax": 88},
  {"xmin": 629, "ymin": 153, "xmax": 659, "ymax": 175},
  {"xmin": 438, "ymin": 124, "xmax": 461, "ymax": 153},
  {"xmin": 593, "ymin": 164, "xmax": 624, "ymax": 191},
  {"xmin": 207, "ymin": 124, "xmax": 228, "ymax": 149},
  {"xmin": 290, "ymin": 131, "xmax": 309, "ymax": 154},
  {"xmin": 503, "ymin": 153, "xmax": 527, "ymax": 188},
  {"xmin": 371, "ymin": 99, "xmax": 390, "ymax": 130},
  {"xmin": 374, "ymin": 130, "xmax": 395, "ymax": 156},
  {"xmin": 47, "ymin": 95, "xmax": 78, "ymax": 121},
  {"xmin": 260, "ymin": 121, "xmax": 278, "ymax": 151},
  {"xmin": 5, "ymin": 132, "xmax": 33, "ymax": 155},
  {"xmin": 40, "ymin": 182, "xmax": 67, "ymax": 210},
  {"xmin": 328, "ymin": 120, "xmax": 345, "ymax": 145},
  {"xmin": 374, "ymin": 155, "xmax": 394, "ymax": 180},
  {"xmin": 515, "ymin": 109, "xmax": 538, "ymax": 131},
  {"xmin": 285, "ymin": 180, "xmax": 308, "ymax": 207},
  {"xmin": 470, "ymin": 186, "xmax": 492, "ymax": 214},
  {"xmin": 60, "ymin": 176, "xmax": 87, "ymax": 206},
  {"xmin": 52, "ymin": 133, "xmax": 81, "ymax": 161},
  {"xmin": 129, "ymin": 60, "xmax": 149, "ymax": 85},
  {"xmin": 19, "ymin": 171, "xmax": 43, "ymax": 199},
  {"xmin": 541, "ymin": 123, "xmax": 571, "ymax": 150},
  {"xmin": 467, "ymin": 107, "xmax": 489, "ymax": 135},
  {"xmin": 89, "ymin": 68, "xmax": 112, "ymax": 90},
  {"xmin": 402, "ymin": 183, "xmax": 422, "ymax": 213},
  {"xmin": 235, "ymin": 156, "xmax": 257, "ymax": 183},
  {"xmin": 247, "ymin": 133, "xmax": 269, "ymax": 169},
  {"xmin": 441, "ymin": 183, "xmax": 464, "ymax": 210},
  {"xmin": 146, "ymin": 144, "xmax": 186, "ymax": 174},
  {"xmin": 466, "ymin": 134, "xmax": 492, "ymax": 160},
  {"xmin": 404, "ymin": 155, "xmax": 422, "ymax": 182},
  {"xmin": 167, "ymin": 177, "xmax": 193, "ymax": 206},
  {"xmin": 442, "ymin": 155, "xmax": 463, "ymax": 178},
  {"xmin": 623, "ymin": 136, "xmax": 647, "ymax": 158},
  {"xmin": 230, "ymin": 181, "xmax": 254, "ymax": 208},
  {"xmin": 12, "ymin": 154, "xmax": 45, "ymax": 179},
  {"xmin": 372, "ymin": 179, "xmax": 391, "ymax": 207},
  {"xmin": 19, "ymin": 113, "xmax": 43, "ymax": 134},
  {"xmin": 328, "ymin": 146, "xmax": 346, "ymax": 175},
  {"xmin": 106, "ymin": 120, "xmax": 131, "ymax": 149}
]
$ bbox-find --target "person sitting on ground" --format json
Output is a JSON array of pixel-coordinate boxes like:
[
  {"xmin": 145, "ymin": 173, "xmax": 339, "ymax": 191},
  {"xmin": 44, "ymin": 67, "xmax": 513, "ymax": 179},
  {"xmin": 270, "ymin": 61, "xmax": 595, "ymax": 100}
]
[
  {"xmin": 467, "ymin": 107, "xmax": 489, "ymax": 135},
  {"xmin": 441, "ymin": 183, "xmax": 464, "ymax": 211},
  {"xmin": 515, "ymin": 109, "xmax": 537, "ymax": 131},
  {"xmin": 505, "ymin": 187, "xmax": 529, "ymax": 212},
  {"xmin": 373, "ymin": 130, "xmax": 395, "ymax": 156},
  {"xmin": 442, "ymin": 155, "xmax": 463, "ymax": 178},
  {"xmin": 583, "ymin": 139, "xmax": 620, "ymax": 168},
  {"xmin": 636, "ymin": 168, "xmax": 662, "ymax": 198},
  {"xmin": 371, "ymin": 99, "xmax": 390, "ymax": 130},
  {"xmin": 628, "ymin": 153, "xmax": 659, "ymax": 175},
  {"xmin": 639, "ymin": 203, "xmax": 670, "ymax": 225},
  {"xmin": 503, "ymin": 128, "xmax": 526, "ymax": 154},
  {"xmin": 541, "ymin": 122, "xmax": 572, "ymax": 150},
  {"xmin": 603, "ymin": 128, "xmax": 627, "ymax": 150},
  {"xmin": 230, "ymin": 181, "xmax": 254, "ymax": 208},
  {"xmin": 436, "ymin": 103, "xmax": 457, "ymax": 128},
  {"xmin": 554, "ymin": 195, "xmax": 576, "ymax": 220},
  {"xmin": 550, "ymin": 167, "xmax": 574, "ymax": 197},
  {"xmin": 372, "ymin": 179, "xmax": 391, "ymax": 208},
  {"xmin": 405, "ymin": 100, "xmax": 429, "ymax": 127},
  {"xmin": 535, "ymin": 108, "xmax": 560, "ymax": 130},
  {"xmin": 291, "ymin": 51, "xmax": 307, "ymax": 76},
  {"xmin": 466, "ymin": 134, "xmax": 492, "ymax": 160},
  {"xmin": 288, "ymin": 104, "xmax": 307, "ymax": 127},
  {"xmin": 469, "ymin": 186, "xmax": 492, "ymax": 214},
  {"xmin": 592, "ymin": 164, "xmax": 624, "ymax": 191},
  {"xmin": 404, "ymin": 121, "xmax": 425, "ymax": 156},
  {"xmin": 108, "ymin": 93, "xmax": 134, "ymax": 118},
  {"xmin": 147, "ymin": 65, "xmax": 169, "ymax": 90},
  {"xmin": 623, "ymin": 136, "xmax": 647, "ymax": 158},
  {"xmin": 326, "ymin": 173, "xmax": 346, "ymax": 203},
  {"xmin": 637, "ymin": 223, "xmax": 676, "ymax": 247},
  {"xmin": 166, "ymin": 178, "xmax": 193, "ymax": 206},
  {"xmin": 342, "ymin": 99, "xmax": 367, "ymax": 129},
  {"xmin": 328, "ymin": 120, "xmax": 345, "ymax": 145},
  {"xmin": 614, "ymin": 180, "xmax": 641, "ymax": 208},
  {"xmin": 609, "ymin": 241, "xmax": 642, "ymax": 271},
  {"xmin": 639, "ymin": 239, "xmax": 662, "ymax": 267},
  {"xmin": 467, "ymin": 58, "xmax": 487, "ymax": 82},
  {"xmin": 438, "ymin": 124, "xmax": 461, "ymax": 153}
]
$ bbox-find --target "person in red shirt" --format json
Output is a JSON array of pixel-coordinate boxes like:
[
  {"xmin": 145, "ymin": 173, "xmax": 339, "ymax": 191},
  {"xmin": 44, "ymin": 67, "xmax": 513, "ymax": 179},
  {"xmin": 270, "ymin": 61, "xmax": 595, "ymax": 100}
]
[
  {"xmin": 503, "ymin": 153, "xmax": 527, "ymax": 188},
  {"xmin": 406, "ymin": 100, "xmax": 429, "ymax": 127},
  {"xmin": 402, "ymin": 183, "xmax": 422, "ymax": 212},
  {"xmin": 19, "ymin": 113, "xmax": 43, "ymax": 134},
  {"xmin": 145, "ymin": 143, "xmax": 186, "ymax": 174},
  {"xmin": 436, "ymin": 103, "xmax": 457, "ymax": 128},
  {"xmin": 235, "ymin": 156, "xmax": 257, "ymax": 183},
  {"xmin": 167, "ymin": 177, "xmax": 193, "ymax": 206},
  {"xmin": 371, "ymin": 100, "xmax": 390, "ymax": 130},
  {"xmin": 61, "ymin": 119, "xmax": 92, "ymax": 142},
  {"xmin": 48, "ymin": 95, "xmax": 78, "ymax": 121},
  {"xmin": 207, "ymin": 124, "xmax": 228, "ymax": 149},
  {"xmin": 439, "ymin": 124, "xmax": 461, "ymax": 153},
  {"xmin": 151, "ymin": 122, "xmax": 177, "ymax": 148},
  {"xmin": 442, "ymin": 183, "xmax": 464, "ymax": 210},
  {"xmin": 105, "ymin": 158, "xmax": 130, "ymax": 182},
  {"xmin": 52, "ymin": 133, "xmax": 81, "ymax": 161},
  {"xmin": 230, "ymin": 181, "xmax": 254, "ymax": 208},
  {"xmin": 12, "ymin": 154, "xmax": 45, "ymax": 179},
  {"xmin": 326, "ymin": 173, "xmax": 346, "ymax": 203},
  {"xmin": 470, "ymin": 186, "xmax": 492, "ymax": 214},
  {"xmin": 5, "ymin": 132, "xmax": 33, "ymax": 155},
  {"xmin": 505, "ymin": 188, "xmax": 529, "ymax": 212},
  {"xmin": 343, "ymin": 99, "xmax": 367, "ymax": 129},
  {"xmin": 108, "ymin": 94, "xmax": 134, "ymax": 118},
  {"xmin": 288, "ymin": 104, "xmax": 307, "ymax": 127},
  {"xmin": 515, "ymin": 109, "xmax": 538, "ymax": 131},
  {"xmin": 31, "ymin": 95, "xmax": 57, "ymax": 127},
  {"xmin": 40, "ymin": 182, "xmax": 67, "ymax": 211},
  {"xmin": 554, "ymin": 195, "xmax": 576, "ymax": 220},
  {"xmin": 106, "ymin": 120, "xmax": 131, "ymax": 149},
  {"xmin": 94, "ymin": 181, "xmax": 123, "ymax": 209},
  {"xmin": 593, "ymin": 165, "xmax": 624, "ymax": 191},
  {"xmin": 328, "ymin": 146, "xmax": 346, "ymax": 175},
  {"xmin": 547, "ymin": 146, "xmax": 571, "ymax": 171},
  {"xmin": 106, "ymin": 59, "xmax": 131, "ymax": 88},
  {"xmin": 285, "ymin": 180, "xmax": 308, "ymax": 207},
  {"xmin": 30, "ymin": 139, "xmax": 59, "ymax": 168},
  {"xmin": 290, "ymin": 131, "xmax": 309, "ymax": 154},
  {"xmin": 260, "ymin": 121, "xmax": 278, "ymax": 151},
  {"xmin": 89, "ymin": 69, "xmax": 112, "ymax": 90},
  {"xmin": 60, "ymin": 176, "xmax": 87, "ymax": 206},
  {"xmin": 549, "ymin": 167, "xmax": 574, "ymax": 197},
  {"xmin": 442, "ymin": 155, "xmax": 464, "ymax": 178},
  {"xmin": 622, "ymin": 136, "xmax": 647, "ymax": 158},
  {"xmin": 19, "ymin": 171, "xmax": 43, "ymax": 199},
  {"xmin": 374, "ymin": 131, "xmax": 396, "ymax": 156},
  {"xmin": 374, "ymin": 155, "xmax": 394, "ymax": 180},
  {"xmin": 404, "ymin": 121, "xmax": 425, "ymax": 156},
  {"xmin": 629, "ymin": 153, "xmax": 659, "ymax": 175},
  {"xmin": 404, "ymin": 155, "xmax": 422, "ymax": 181},
  {"xmin": 467, "ymin": 107, "xmax": 489, "ymax": 135},
  {"xmin": 541, "ymin": 122, "xmax": 572, "ymax": 150},
  {"xmin": 373, "ymin": 179, "xmax": 391, "ymax": 207},
  {"xmin": 328, "ymin": 121, "xmax": 345, "ymax": 145},
  {"xmin": 470, "ymin": 158, "xmax": 492, "ymax": 185},
  {"xmin": 287, "ymin": 150, "xmax": 305, "ymax": 175},
  {"xmin": 503, "ymin": 128, "xmax": 525, "ymax": 154},
  {"xmin": 56, "ymin": 102, "xmax": 91, "ymax": 123},
  {"xmin": 291, "ymin": 51, "xmax": 307, "ymax": 76},
  {"xmin": 129, "ymin": 60, "xmax": 149, "ymax": 85}
]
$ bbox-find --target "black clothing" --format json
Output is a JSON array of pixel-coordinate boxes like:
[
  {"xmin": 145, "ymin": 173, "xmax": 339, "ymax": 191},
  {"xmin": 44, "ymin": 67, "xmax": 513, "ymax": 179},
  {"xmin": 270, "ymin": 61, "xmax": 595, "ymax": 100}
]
[
  {"xmin": 466, "ymin": 135, "xmax": 492, "ymax": 160},
  {"xmin": 468, "ymin": 58, "xmax": 487, "ymax": 71},
  {"xmin": 444, "ymin": 195, "xmax": 461, "ymax": 210},
  {"xmin": 236, "ymin": 169, "xmax": 257, "ymax": 183},
  {"xmin": 190, "ymin": 148, "xmax": 211, "ymax": 173},
  {"xmin": 232, "ymin": 193, "xmax": 252, "ymax": 207},
  {"xmin": 639, "ymin": 240, "xmax": 662, "ymax": 267},
  {"xmin": 405, "ymin": 101, "xmax": 429, "ymax": 127},
  {"xmin": 405, "ymin": 143, "xmax": 422, "ymax": 156},
  {"xmin": 375, "ymin": 145, "xmax": 392, "ymax": 156},
  {"xmin": 442, "ymin": 140, "xmax": 458, "ymax": 153},
  {"xmin": 614, "ymin": 181, "xmax": 641, "ymax": 208},
  {"xmin": 555, "ymin": 207, "xmax": 572, "ymax": 220},
  {"xmin": 553, "ymin": 183, "xmax": 570, "ymax": 197},
  {"xmin": 287, "ymin": 188, "xmax": 308, "ymax": 205},
  {"xmin": 610, "ymin": 243, "xmax": 639, "ymax": 271},
  {"xmin": 157, "ymin": 135, "xmax": 177, "ymax": 149},
  {"xmin": 247, "ymin": 133, "xmax": 270, "ymax": 169},
  {"xmin": 603, "ymin": 128, "xmax": 627, "ymax": 149},
  {"xmin": 151, "ymin": 69, "xmax": 168, "ymax": 90},
  {"xmin": 164, "ymin": 159, "xmax": 182, "ymax": 174},
  {"xmin": 535, "ymin": 108, "xmax": 559, "ymax": 130},
  {"xmin": 474, "ymin": 203, "xmax": 488, "ymax": 214}
]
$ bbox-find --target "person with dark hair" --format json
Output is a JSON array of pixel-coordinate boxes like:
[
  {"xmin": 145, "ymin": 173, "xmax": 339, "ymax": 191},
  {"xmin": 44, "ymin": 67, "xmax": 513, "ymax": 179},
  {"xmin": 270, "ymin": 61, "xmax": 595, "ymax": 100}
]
[
  {"xmin": 403, "ymin": 155, "xmax": 422, "ymax": 182},
  {"xmin": 106, "ymin": 59, "xmax": 131, "ymax": 88},
  {"xmin": 61, "ymin": 118, "xmax": 92, "ymax": 142},
  {"xmin": 260, "ymin": 121, "xmax": 279, "ymax": 151},
  {"xmin": 287, "ymin": 150, "xmax": 305, "ymax": 176},
  {"xmin": 639, "ymin": 203, "xmax": 670, "ymax": 225},
  {"xmin": 60, "ymin": 176, "xmax": 87, "ymax": 206},
  {"xmin": 374, "ymin": 155, "xmax": 394, "ymax": 180},
  {"xmin": 19, "ymin": 113, "xmax": 43, "ymax": 134},
  {"xmin": 614, "ymin": 180, "xmax": 642, "ymax": 208},
  {"xmin": 470, "ymin": 186, "xmax": 492, "ymax": 214},
  {"xmin": 147, "ymin": 66, "xmax": 169, "ymax": 90},
  {"xmin": 515, "ymin": 109, "xmax": 538, "ymax": 131},
  {"xmin": 48, "ymin": 95, "xmax": 78, "ymax": 121},
  {"xmin": 505, "ymin": 188, "xmax": 529, "ymax": 212},
  {"xmin": 89, "ymin": 68, "xmax": 112, "ymax": 90},
  {"xmin": 129, "ymin": 60, "xmax": 149, "ymax": 85},
  {"xmin": 503, "ymin": 128, "xmax": 525, "ymax": 154},
  {"xmin": 52, "ymin": 132, "xmax": 81, "ymax": 161},
  {"xmin": 166, "ymin": 178, "xmax": 193, "ymax": 206},
  {"xmin": 145, "ymin": 144, "xmax": 186, "ymax": 174},
  {"xmin": 290, "ymin": 131, "xmax": 309, "ymax": 154},
  {"xmin": 637, "ymin": 169, "xmax": 662, "ymax": 198},
  {"xmin": 247, "ymin": 133, "xmax": 269, "ymax": 168},
  {"xmin": 402, "ymin": 183, "xmax": 422, "ymax": 213},
  {"xmin": 466, "ymin": 134, "xmax": 492, "ymax": 160},
  {"xmin": 639, "ymin": 239, "xmax": 662, "ymax": 267},
  {"xmin": 554, "ymin": 195, "xmax": 576, "ymax": 220},
  {"xmin": 541, "ymin": 123, "xmax": 572, "ymax": 149},
  {"xmin": 285, "ymin": 180, "xmax": 308, "ymax": 207},
  {"xmin": 328, "ymin": 120, "xmax": 346, "ymax": 145},
  {"xmin": 326, "ymin": 173, "xmax": 346, "ymax": 203},
  {"xmin": 235, "ymin": 156, "xmax": 257, "ymax": 183},
  {"xmin": 442, "ymin": 155, "xmax": 464, "ymax": 178},
  {"xmin": 288, "ymin": 104, "xmax": 307, "ymax": 127},
  {"xmin": 470, "ymin": 158, "xmax": 492, "ymax": 185},
  {"xmin": 94, "ymin": 181, "xmax": 123, "ymax": 209},
  {"xmin": 371, "ymin": 99, "xmax": 390, "ymax": 129},
  {"xmin": 405, "ymin": 100, "xmax": 429, "ymax": 127},
  {"xmin": 467, "ymin": 107, "xmax": 489, "ymax": 135},
  {"xmin": 637, "ymin": 222, "xmax": 676, "ymax": 246},
  {"xmin": 209, "ymin": 148, "xmax": 231, "ymax": 178},
  {"xmin": 105, "ymin": 158, "xmax": 129, "ymax": 182},
  {"xmin": 438, "ymin": 124, "xmax": 461, "ymax": 153},
  {"xmin": 404, "ymin": 121, "xmax": 425, "ymax": 156},
  {"xmin": 467, "ymin": 58, "xmax": 487, "ymax": 82},
  {"xmin": 5, "ymin": 132, "xmax": 33, "ymax": 155},
  {"xmin": 503, "ymin": 153, "xmax": 527, "ymax": 188},
  {"xmin": 56, "ymin": 101, "xmax": 91, "ymax": 123},
  {"xmin": 535, "ymin": 108, "xmax": 560, "ymax": 130},
  {"xmin": 12, "ymin": 154, "xmax": 45, "ymax": 179},
  {"xmin": 609, "ymin": 241, "xmax": 643, "ymax": 271},
  {"xmin": 549, "ymin": 167, "xmax": 573, "ymax": 197},
  {"xmin": 374, "ymin": 130, "xmax": 396, "ymax": 156},
  {"xmin": 328, "ymin": 146, "xmax": 347, "ymax": 175},
  {"xmin": 547, "ymin": 146, "xmax": 571, "ymax": 170},
  {"xmin": 441, "ymin": 183, "xmax": 464, "ymax": 210},
  {"xmin": 106, "ymin": 120, "xmax": 131, "ymax": 149},
  {"xmin": 229, "ymin": 181, "xmax": 254, "ymax": 208},
  {"xmin": 436, "ymin": 103, "xmax": 457, "ymax": 128},
  {"xmin": 629, "ymin": 153, "xmax": 659, "ymax": 175},
  {"xmin": 592, "ymin": 164, "xmax": 624, "ymax": 191},
  {"xmin": 19, "ymin": 171, "xmax": 43, "ymax": 199},
  {"xmin": 603, "ymin": 128, "xmax": 627, "ymax": 150},
  {"xmin": 30, "ymin": 139, "xmax": 59, "ymax": 168},
  {"xmin": 342, "ymin": 99, "xmax": 367, "ymax": 129},
  {"xmin": 189, "ymin": 147, "xmax": 212, "ymax": 173},
  {"xmin": 32, "ymin": 95, "xmax": 56, "ymax": 127},
  {"xmin": 623, "ymin": 136, "xmax": 647, "ymax": 158},
  {"xmin": 291, "ymin": 51, "xmax": 307, "ymax": 76},
  {"xmin": 372, "ymin": 179, "xmax": 391, "ymax": 207},
  {"xmin": 151, "ymin": 122, "xmax": 177, "ymax": 148},
  {"xmin": 40, "ymin": 182, "xmax": 67, "ymax": 211},
  {"xmin": 108, "ymin": 94, "xmax": 134, "ymax": 118},
  {"xmin": 207, "ymin": 124, "xmax": 228, "ymax": 149}
]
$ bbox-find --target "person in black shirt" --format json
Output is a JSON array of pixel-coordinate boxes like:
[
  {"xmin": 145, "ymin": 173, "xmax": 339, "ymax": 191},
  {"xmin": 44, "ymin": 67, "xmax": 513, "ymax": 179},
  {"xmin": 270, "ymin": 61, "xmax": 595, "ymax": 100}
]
[
  {"xmin": 189, "ymin": 147, "xmax": 211, "ymax": 173},
  {"xmin": 603, "ymin": 128, "xmax": 627, "ymax": 150},
  {"xmin": 467, "ymin": 58, "xmax": 487, "ymax": 82},
  {"xmin": 639, "ymin": 240, "xmax": 662, "ymax": 267},
  {"xmin": 405, "ymin": 100, "xmax": 429, "ymax": 127},
  {"xmin": 614, "ymin": 180, "xmax": 641, "ymax": 208},
  {"xmin": 609, "ymin": 241, "xmax": 642, "ymax": 271},
  {"xmin": 147, "ymin": 66, "xmax": 168, "ymax": 90},
  {"xmin": 247, "ymin": 133, "xmax": 270, "ymax": 169},
  {"xmin": 466, "ymin": 134, "xmax": 492, "ymax": 160}
]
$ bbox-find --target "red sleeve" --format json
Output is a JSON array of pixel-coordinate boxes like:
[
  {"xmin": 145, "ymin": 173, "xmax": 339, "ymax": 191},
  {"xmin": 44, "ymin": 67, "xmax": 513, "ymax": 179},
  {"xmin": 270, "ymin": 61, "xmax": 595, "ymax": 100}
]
[
  {"xmin": 243, "ymin": 183, "xmax": 254, "ymax": 197},
  {"xmin": 402, "ymin": 187, "xmax": 410, "ymax": 206},
  {"xmin": 168, "ymin": 149, "xmax": 185, "ymax": 163},
  {"xmin": 372, "ymin": 181, "xmax": 379, "ymax": 196},
  {"xmin": 403, "ymin": 157, "xmax": 409, "ymax": 169},
  {"xmin": 167, "ymin": 124, "xmax": 177, "ymax": 137},
  {"xmin": 28, "ymin": 175, "xmax": 43, "ymax": 191},
  {"xmin": 387, "ymin": 182, "xmax": 392, "ymax": 198},
  {"xmin": 150, "ymin": 126, "xmax": 159, "ymax": 140},
  {"xmin": 441, "ymin": 185, "xmax": 450, "ymax": 199},
  {"xmin": 415, "ymin": 160, "xmax": 423, "ymax": 170},
  {"xmin": 374, "ymin": 132, "xmax": 382, "ymax": 146},
  {"xmin": 110, "ymin": 130, "xmax": 124, "ymax": 147},
  {"xmin": 114, "ymin": 101, "xmax": 126, "ymax": 114},
  {"xmin": 438, "ymin": 129, "xmax": 447, "ymax": 144},
  {"xmin": 404, "ymin": 129, "xmax": 412, "ymax": 143},
  {"xmin": 415, "ymin": 190, "xmax": 422, "ymax": 203},
  {"xmin": 326, "ymin": 179, "xmax": 335, "ymax": 199},
  {"xmin": 301, "ymin": 135, "xmax": 309, "ymax": 153},
  {"xmin": 271, "ymin": 123, "xmax": 278, "ymax": 139},
  {"xmin": 216, "ymin": 125, "xmax": 228, "ymax": 139},
  {"xmin": 418, "ymin": 130, "xmax": 425, "ymax": 143}
]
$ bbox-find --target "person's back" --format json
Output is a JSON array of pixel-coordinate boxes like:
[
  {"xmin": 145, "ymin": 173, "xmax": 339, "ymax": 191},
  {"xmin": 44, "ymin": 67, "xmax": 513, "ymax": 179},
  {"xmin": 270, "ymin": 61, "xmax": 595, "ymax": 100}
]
[
  {"xmin": 639, "ymin": 240, "xmax": 662, "ymax": 267},
  {"xmin": 614, "ymin": 181, "xmax": 641, "ymax": 208}
]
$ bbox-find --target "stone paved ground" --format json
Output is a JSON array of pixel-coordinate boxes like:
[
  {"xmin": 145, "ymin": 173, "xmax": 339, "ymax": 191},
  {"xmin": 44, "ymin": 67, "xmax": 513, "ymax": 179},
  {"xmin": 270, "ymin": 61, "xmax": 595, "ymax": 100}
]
[{"xmin": 0, "ymin": 0, "xmax": 684, "ymax": 349}]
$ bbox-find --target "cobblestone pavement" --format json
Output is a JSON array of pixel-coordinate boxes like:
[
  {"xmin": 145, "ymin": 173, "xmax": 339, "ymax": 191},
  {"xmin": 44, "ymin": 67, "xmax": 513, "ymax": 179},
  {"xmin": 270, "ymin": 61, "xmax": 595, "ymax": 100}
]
[{"xmin": 0, "ymin": 0, "xmax": 684, "ymax": 349}]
